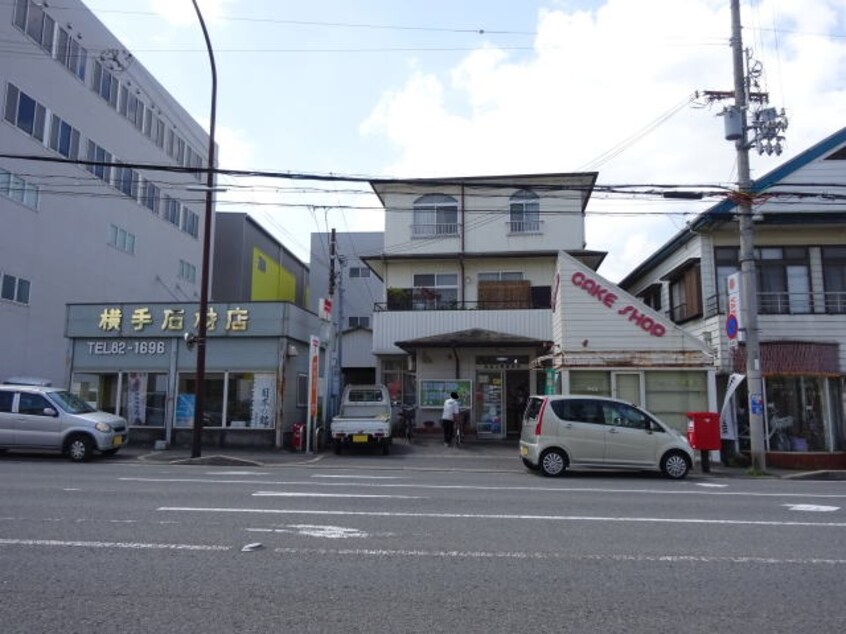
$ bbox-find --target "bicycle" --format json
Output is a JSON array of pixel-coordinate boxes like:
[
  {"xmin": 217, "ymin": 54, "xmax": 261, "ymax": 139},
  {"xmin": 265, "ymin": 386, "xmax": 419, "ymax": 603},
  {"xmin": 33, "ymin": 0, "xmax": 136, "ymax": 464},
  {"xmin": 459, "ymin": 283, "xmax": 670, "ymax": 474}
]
[
  {"xmin": 399, "ymin": 405, "xmax": 415, "ymax": 442},
  {"xmin": 453, "ymin": 416, "xmax": 463, "ymax": 448}
]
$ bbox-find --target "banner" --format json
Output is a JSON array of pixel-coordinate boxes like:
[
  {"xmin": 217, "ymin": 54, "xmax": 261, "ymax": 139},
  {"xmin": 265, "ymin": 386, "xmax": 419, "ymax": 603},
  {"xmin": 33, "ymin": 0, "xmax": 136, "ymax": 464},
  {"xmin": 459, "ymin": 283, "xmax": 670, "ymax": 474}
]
[
  {"xmin": 126, "ymin": 372, "xmax": 147, "ymax": 425},
  {"xmin": 719, "ymin": 373, "xmax": 745, "ymax": 440}
]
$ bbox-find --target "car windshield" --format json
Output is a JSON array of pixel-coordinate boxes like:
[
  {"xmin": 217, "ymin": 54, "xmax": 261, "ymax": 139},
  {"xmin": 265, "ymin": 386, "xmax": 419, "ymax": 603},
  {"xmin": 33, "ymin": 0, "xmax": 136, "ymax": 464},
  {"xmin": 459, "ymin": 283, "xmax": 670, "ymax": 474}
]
[{"xmin": 49, "ymin": 390, "xmax": 97, "ymax": 414}]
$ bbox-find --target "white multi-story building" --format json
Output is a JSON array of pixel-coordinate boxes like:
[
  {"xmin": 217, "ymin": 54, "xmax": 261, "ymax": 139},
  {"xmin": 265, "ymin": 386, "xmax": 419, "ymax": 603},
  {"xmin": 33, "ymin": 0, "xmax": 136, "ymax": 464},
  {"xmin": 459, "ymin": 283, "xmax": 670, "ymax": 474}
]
[
  {"xmin": 620, "ymin": 127, "xmax": 846, "ymax": 468},
  {"xmin": 365, "ymin": 173, "xmax": 604, "ymax": 438},
  {"xmin": 1, "ymin": 0, "xmax": 212, "ymax": 387}
]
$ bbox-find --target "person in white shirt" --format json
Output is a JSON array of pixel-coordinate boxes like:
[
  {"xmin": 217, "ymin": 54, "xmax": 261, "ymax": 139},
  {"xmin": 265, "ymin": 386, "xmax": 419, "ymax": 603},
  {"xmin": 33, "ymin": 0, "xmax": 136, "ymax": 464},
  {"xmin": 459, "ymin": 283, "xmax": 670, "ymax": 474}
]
[{"xmin": 441, "ymin": 391, "xmax": 460, "ymax": 446}]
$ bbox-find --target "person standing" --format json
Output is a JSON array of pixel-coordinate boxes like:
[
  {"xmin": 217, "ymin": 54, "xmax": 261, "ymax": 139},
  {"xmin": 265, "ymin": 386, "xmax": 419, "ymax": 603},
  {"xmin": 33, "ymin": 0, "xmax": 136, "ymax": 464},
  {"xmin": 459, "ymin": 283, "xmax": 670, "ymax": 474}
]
[{"xmin": 441, "ymin": 391, "xmax": 460, "ymax": 446}]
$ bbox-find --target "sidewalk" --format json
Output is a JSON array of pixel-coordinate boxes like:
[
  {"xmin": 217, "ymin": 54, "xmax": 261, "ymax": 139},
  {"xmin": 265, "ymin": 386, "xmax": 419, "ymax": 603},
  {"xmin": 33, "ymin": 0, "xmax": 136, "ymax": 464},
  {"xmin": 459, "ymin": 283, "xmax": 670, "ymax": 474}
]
[{"xmin": 114, "ymin": 437, "xmax": 842, "ymax": 479}]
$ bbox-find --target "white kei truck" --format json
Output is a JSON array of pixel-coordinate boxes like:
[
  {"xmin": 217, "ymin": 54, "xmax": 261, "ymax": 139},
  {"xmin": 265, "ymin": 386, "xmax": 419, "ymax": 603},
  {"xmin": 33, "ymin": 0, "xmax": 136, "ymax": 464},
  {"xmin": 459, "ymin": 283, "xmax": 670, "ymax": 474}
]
[{"xmin": 330, "ymin": 385, "xmax": 393, "ymax": 455}]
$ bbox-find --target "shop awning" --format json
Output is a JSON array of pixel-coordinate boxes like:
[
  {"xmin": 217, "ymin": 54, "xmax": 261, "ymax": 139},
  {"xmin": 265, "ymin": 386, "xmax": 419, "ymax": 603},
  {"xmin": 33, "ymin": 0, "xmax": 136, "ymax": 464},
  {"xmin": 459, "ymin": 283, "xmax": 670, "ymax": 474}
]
[{"xmin": 395, "ymin": 328, "xmax": 544, "ymax": 352}]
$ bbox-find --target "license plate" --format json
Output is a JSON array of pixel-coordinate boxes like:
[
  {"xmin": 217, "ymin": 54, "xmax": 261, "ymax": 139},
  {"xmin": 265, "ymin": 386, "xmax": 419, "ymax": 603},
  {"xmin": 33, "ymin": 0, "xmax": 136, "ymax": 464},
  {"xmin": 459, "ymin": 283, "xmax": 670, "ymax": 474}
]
[
  {"xmin": 113, "ymin": 436, "xmax": 124, "ymax": 447},
  {"xmin": 352, "ymin": 434, "xmax": 369, "ymax": 443},
  {"xmin": 520, "ymin": 445, "xmax": 528, "ymax": 457}
]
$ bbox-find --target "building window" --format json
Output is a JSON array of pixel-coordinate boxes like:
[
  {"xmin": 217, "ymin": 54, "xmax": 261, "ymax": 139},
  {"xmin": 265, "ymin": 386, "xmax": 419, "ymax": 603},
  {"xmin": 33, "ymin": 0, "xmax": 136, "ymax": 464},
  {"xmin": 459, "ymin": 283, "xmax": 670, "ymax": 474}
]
[
  {"xmin": 296, "ymin": 373, "xmax": 309, "ymax": 407},
  {"xmin": 85, "ymin": 140, "xmax": 112, "ymax": 183},
  {"xmin": 665, "ymin": 261, "xmax": 702, "ymax": 323},
  {"xmin": 349, "ymin": 266, "xmax": 371, "ymax": 278},
  {"xmin": 178, "ymin": 259, "xmax": 197, "ymax": 284},
  {"xmin": 412, "ymin": 194, "xmax": 458, "ymax": 237},
  {"xmin": 413, "ymin": 273, "xmax": 458, "ymax": 309},
  {"xmin": 108, "ymin": 224, "xmax": 135, "ymax": 255},
  {"xmin": 48, "ymin": 114, "xmax": 80, "ymax": 159},
  {"xmin": 141, "ymin": 180, "xmax": 160, "ymax": 214},
  {"xmin": 92, "ymin": 60, "xmax": 119, "ymax": 109},
  {"xmin": 113, "ymin": 162, "xmax": 138, "ymax": 199},
  {"xmin": 509, "ymin": 189, "xmax": 540, "ymax": 233},
  {"xmin": 181, "ymin": 209, "xmax": 199, "ymax": 238},
  {"xmin": 822, "ymin": 246, "xmax": 846, "ymax": 314},
  {"xmin": 714, "ymin": 247, "xmax": 739, "ymax": 313},
  {"xmin": 1, "ymin": 272, "xmax": 31, "ymax": 304},
  {"xmin": 349, "ymin": 316, "xmax": 370, "ymax": 328},
  {"xmin": 14, "ymin": 0, "xmax": 55, "ymax": 54},
  {"xmin": 639, "ymin": 284, "xmax": 663, "ymax": 312},
  {"xmin": 0, "ymin": 167, "xmax": 39, "ymax": 210},
  {"xmin": 4, "ymin": 83, "xmax": 47, "ymax": 142},
  {"xmin": 55, "ymin": 25, "xmax": 87, "ymax": 80},
  {"xmin": 758, "ymin": 247, "xmax": 810, "ymax": 314},
  {"xmin": 163, "ymin": 195, "xmax": 180, "ymax": 226},
  {"xmin": 478, "ymin": 272, "xmax": 523, "ymax": 282}
]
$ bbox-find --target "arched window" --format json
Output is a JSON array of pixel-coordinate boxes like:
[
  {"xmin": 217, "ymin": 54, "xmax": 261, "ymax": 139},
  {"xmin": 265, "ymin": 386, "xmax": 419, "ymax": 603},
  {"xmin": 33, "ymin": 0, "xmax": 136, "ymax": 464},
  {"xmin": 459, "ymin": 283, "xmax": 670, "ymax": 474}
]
[
  {"xmin": 509, "ymin": 189, "xmax": 540, "ymax": 233},
  {"xmin": 413, "ymin": 194, "xmax": 458, "ymax": 237}
]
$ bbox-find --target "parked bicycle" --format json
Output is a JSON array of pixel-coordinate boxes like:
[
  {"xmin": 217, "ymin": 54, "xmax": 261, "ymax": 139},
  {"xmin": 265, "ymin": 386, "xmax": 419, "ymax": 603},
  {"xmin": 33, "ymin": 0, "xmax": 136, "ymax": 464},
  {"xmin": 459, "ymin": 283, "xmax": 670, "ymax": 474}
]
[{"xmin": 398, "ymin": 405, "xmax": 415, "ymax": 442}]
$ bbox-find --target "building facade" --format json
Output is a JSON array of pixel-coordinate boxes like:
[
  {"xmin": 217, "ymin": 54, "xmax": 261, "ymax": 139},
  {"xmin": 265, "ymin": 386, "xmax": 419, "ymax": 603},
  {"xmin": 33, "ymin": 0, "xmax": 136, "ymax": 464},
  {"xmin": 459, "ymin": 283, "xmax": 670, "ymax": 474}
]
[
  {"xmin": 365, "ymin": 173, "xmax": 603, "ymax": 438},
  {"xmin": 213, "ymin": 212, "xmax": 309, "ymax": 307},
  {"xmin": 620, "ymin": 127, "xmax": 846, "ymax": 468},
  {"xmin": 1, "ymin": 0, "xmax": 212, "ymax": 386}
]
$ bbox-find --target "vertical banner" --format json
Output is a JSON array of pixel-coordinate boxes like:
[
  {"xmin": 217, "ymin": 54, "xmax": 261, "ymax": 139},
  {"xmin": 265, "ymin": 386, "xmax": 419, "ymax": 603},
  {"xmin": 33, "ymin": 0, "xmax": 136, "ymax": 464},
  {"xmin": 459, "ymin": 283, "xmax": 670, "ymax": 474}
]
[
  {"xmin": 720, "ymin": 373, "xmax": 745, "ymax": 440},
  {"xmin": 307, "ymin": 335, "xmax": 320, "ymax": 452},
  {"xmin": 726, "ymin": 272, "xmax": 744, "ymax": 346},
  {"xmin": 250, "ymin": 373, "xmax": 276, "ymax": 429},
  {"xmin": 127, "ymin": 372, "xmax": 147, "ymax": 425}
]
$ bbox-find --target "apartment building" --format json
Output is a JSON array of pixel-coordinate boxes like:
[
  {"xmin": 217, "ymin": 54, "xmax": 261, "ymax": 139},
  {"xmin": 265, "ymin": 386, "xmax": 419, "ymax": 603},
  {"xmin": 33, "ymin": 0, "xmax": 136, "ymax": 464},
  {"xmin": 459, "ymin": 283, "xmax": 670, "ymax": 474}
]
[
  {"xmin": 1, "ymin": 0, "xmax": 213, "ymax": 388},
  {"xmin": 620, "ymin": 127, "xmax": 846, "ymax": 468}
]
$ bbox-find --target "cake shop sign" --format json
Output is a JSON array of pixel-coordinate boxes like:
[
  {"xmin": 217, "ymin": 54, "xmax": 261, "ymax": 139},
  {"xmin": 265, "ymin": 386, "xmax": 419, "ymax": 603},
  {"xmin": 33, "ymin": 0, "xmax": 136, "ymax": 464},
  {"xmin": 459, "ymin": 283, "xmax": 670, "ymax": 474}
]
[{"xmin": 570, "ymin": 272, "xmax": 666, "ymax": 337}]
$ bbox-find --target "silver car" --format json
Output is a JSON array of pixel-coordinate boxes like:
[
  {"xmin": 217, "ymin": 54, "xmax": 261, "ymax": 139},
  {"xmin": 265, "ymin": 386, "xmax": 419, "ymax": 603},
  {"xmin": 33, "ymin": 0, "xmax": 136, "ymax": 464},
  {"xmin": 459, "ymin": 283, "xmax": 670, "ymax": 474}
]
[
  {"xmin": 519, "ymin": 395, "xmax": 693, "ymax": 479},
  {"xmin": 0, "ymin": 385, "xmax": 128, "ymax": 461}
]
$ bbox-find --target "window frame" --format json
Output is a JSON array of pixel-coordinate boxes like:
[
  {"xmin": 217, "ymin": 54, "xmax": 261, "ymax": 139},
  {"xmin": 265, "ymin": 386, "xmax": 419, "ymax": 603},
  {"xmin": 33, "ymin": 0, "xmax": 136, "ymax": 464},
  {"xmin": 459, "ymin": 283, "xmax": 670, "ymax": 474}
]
[{"xmin": 412, "ymin": 194, "xmax": 458, "ymax": 237}]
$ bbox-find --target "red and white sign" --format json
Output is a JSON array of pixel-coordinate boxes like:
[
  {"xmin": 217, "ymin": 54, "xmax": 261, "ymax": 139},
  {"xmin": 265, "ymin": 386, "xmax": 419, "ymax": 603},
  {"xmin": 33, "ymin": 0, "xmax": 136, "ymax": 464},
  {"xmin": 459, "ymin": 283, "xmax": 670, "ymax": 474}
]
[
  {"xmin": 319, "ymin": 297, "xmax": 333, "ymax": 321},
  {"xmin": 726, "ymin": 272, "xmax": 743, "ymax": 346}
]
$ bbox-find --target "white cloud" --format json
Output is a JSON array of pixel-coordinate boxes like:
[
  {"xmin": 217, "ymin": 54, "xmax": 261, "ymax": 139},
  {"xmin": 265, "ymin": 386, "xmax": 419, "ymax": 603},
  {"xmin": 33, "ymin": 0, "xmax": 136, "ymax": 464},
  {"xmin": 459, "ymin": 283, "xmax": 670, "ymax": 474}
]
[{"xmin": 361, "ymin": 0, "xmax": 846, "ymax": 280}]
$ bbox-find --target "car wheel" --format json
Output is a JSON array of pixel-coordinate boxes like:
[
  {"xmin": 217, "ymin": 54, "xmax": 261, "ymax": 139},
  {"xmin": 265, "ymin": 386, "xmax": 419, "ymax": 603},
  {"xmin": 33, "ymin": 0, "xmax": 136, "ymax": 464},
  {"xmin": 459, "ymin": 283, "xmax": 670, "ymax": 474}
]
[
  {"xmin": 521, "ymin": 457, "xmax": 540, "ymax": 471},
  {"xmin": 540, "ymin": 449, "xmax": 567, "ymax": 477},
  {"xmin": 66, "ymin": 435, "xmax": 94, "ymax": 462},
  {"xmin": 661, "ymin": 451, "xmax": 691, "ymax": 479}
]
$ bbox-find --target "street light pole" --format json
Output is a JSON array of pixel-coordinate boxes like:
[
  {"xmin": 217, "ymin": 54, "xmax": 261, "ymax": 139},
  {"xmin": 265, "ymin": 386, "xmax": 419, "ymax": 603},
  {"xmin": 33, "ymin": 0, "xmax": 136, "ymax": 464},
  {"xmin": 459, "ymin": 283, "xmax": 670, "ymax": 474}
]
[
  {"xmin": 730, "ymin": 0, "xmax": 766, "ymax": 471},
  {"xmin": 190, "ymin": 0, "xmax": 218, "ymax": 459}
]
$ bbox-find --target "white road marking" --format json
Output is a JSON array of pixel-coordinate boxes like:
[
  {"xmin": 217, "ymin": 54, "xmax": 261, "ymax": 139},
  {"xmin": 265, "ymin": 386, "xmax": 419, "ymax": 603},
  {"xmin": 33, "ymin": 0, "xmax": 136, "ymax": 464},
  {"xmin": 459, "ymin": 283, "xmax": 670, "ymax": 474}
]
[
  {"xmin": 123, "ymin": 477, "xmax": 846, "ymax": 499},
  {"xmin": 158, "ymin": 507, "xmax": 846, "ymax": 528},
  {"xmin": 252, "ymin": 491, "xmax": 421, "ymax": 499},
  {"xmin": 273, "ymin": 547, "xmax": 846, "ymax": 565},
  {"xmin": 311, "ymin": 474, "xmax": 406, "ymax": 479},
  {"xmin": 695, "ymin": 483, "xmax": 728, "ymax": 488},
  {"xmin": 0, "ymin": 538, "xmax": 229, "ymax": 551},
  {"xmin": 206, "ymin": 471, "xmax": 269, "ymax": 476},
  {"xmin": 63, "ymin": 488, "xmax": 81, "ymax": 491},
  {"xmin": 784, "ymin": 504, "xmax": 840, "ymax": 512}
]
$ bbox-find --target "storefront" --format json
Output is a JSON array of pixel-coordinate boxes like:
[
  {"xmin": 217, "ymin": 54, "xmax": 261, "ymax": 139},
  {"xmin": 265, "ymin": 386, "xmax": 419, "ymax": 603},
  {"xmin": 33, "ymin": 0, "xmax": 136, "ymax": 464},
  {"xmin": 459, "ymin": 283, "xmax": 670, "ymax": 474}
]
[
  {"xmin": 65, "ymin": 301, "xmax": 323, "ymax": 448},
  {"xmin": 546, "ymin": 253, "xmax": 717, "ymax": 433}
]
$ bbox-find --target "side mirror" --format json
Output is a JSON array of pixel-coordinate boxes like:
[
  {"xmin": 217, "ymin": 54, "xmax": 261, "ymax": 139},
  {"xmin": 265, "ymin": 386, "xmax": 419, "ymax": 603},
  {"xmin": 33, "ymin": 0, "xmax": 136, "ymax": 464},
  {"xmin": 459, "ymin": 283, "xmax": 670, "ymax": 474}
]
[{"xmin": 43, "ymin": 407, "xmax": 58, "ymax": 417}]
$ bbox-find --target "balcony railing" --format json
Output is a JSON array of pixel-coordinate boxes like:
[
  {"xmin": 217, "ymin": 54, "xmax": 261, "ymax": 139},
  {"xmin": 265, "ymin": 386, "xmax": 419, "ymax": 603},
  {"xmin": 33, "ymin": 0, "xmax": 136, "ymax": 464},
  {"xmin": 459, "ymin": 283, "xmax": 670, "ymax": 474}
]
[
  {"xmin": 507, "ymin": 219, "xmax": 542, "ymax": 233},
  {"xmin": 705, "ymin": 291, "xmax": 846, "ymax": 317},
  {"xmin": 378, "ymin": 287, "xmax": 552, "ymax": 311},
  {"xmin": 411, "ymin": 223, "xmax": 458, "ymax": 237}
]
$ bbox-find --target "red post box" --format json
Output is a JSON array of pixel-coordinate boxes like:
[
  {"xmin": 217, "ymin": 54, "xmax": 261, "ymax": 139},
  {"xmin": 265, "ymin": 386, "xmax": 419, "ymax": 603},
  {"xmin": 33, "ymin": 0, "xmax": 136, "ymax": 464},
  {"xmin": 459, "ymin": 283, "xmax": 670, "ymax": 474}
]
[
  {"xmin": 686, "ymin": 412, "xmax": 721, "ymax": 473},
  {"xmin": 292, "ymin": 423, "xmax": 305, "ymax": 452},
  {"xmin": 686, "ymin": 412, "xmax": 721, "ymax": 451}
]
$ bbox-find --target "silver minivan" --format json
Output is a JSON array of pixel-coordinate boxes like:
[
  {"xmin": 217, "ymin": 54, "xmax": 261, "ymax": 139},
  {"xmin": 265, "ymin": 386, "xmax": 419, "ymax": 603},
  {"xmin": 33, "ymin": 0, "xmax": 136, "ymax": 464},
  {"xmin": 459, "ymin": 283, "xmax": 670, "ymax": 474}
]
[
  {"xmin": 0, "ymin": 385, "xmax": 128, "ymax": 461},
  {"xmin": 519, "ymin": 395, "xmax": 693, "ymax": 479}
]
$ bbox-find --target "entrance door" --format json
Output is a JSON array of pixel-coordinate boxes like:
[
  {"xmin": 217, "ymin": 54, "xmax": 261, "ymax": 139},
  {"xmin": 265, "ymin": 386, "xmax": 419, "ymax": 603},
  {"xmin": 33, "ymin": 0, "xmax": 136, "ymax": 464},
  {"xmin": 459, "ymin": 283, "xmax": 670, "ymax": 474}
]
[
  {"xmin": 613, "ymin": 372, "xmax": 642, "ymax": 406},
  {"xmin": 475, "ymin": 372, "xmax": 504, "ymax": 438},
  {"xmin": 506, "ymin": 370, "xmax": 530, "ymax": 436}
]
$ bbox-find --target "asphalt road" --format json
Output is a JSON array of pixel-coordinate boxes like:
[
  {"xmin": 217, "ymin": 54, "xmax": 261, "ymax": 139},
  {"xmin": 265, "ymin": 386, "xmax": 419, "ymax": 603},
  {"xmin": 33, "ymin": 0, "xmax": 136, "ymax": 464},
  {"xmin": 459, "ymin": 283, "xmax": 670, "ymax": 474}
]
[{"xmin": 1, "ymin": 453, "xmax": 845, "ymax": 633}]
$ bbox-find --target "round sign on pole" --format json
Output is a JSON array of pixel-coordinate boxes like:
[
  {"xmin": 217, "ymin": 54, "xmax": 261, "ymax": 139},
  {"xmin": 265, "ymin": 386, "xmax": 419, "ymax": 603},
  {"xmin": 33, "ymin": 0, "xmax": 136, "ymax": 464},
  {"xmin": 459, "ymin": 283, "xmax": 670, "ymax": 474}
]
[{"xmin": 726, "ymin": 314, "xmax": 738, "ymax": 339}]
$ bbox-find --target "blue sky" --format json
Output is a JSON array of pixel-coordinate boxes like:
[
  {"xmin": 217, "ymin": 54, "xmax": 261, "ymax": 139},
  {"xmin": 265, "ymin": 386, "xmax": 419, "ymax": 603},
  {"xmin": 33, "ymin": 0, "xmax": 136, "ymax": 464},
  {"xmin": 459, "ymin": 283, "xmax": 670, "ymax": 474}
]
[{"xmin": 88, "ymin": 0, "xmax": 846, "ymax": 281}]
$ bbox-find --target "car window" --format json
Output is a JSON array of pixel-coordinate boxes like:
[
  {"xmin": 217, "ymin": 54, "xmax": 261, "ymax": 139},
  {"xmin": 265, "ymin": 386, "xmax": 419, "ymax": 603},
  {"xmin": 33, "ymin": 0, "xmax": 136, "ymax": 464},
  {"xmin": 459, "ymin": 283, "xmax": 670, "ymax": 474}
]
[
  {"xmin": 18, "ymin": 393, "xmax": 52, "ymax": 416},
  {"xmin": 50, "ymin": 390, "xmax": 96, "ymax": 414},
  {"xmin": 524, "ymin": 397, "xmax": 544, "ymax": 421},
  {"xmin": 554, "ymin": 399, "xmax": 605, "ymax": 425},
  {"xmin": 0, "ymin": 391, "xmax": 14, "ymax": 413},
  {"xmin": 602, "ymin": 402, "xmax": 650, "ymax": 429}
]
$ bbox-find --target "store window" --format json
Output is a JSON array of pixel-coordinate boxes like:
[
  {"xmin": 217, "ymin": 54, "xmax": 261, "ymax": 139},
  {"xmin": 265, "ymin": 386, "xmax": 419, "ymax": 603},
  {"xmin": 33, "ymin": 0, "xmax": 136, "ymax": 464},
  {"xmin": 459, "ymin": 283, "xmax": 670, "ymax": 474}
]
[
  {"xmin": 120, "ymin": 372, "xmax": 167, "ymax": 426},
  {"xmin": 226, "ymin": 372, "xmax": 276, "ymax": 428},
  {"xmin": 644, "ymin": 371, "xmax": 708, "ymax": 431},
  {"xmin": 569, "ymin": 371, "xmax": 611, "ymax": 396},
  {"xmin": 176, "ymin": 373, "xmax": 224, "ymax": 427},
  {"xmin": 765, "ymin": 376, "xmax": 826, "ymax": 452}
]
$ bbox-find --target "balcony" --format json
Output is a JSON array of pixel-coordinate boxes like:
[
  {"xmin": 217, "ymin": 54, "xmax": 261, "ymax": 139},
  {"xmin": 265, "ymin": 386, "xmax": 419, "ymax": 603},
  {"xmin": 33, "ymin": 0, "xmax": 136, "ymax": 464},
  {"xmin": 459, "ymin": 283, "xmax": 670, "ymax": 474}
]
[
  {"xmin": 379, "ymin": 286, "xmax": 552, "ymax": 312},
  {"xmin": 704, "ymin": 291, "xmax": 845, "ymax": 318},
  {"xmin": 507, "ymin": 219, "xmax": 543, "ymax": 234},
  {"xmin": 411, "ymin": 223, "xmax": 458, "ymax": 237}
]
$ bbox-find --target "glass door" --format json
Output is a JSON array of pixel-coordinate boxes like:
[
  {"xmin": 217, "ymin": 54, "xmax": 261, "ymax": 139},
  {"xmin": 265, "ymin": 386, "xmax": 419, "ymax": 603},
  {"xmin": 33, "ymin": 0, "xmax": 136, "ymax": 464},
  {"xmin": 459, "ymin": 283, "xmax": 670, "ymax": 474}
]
[{"xmin": 475, "ymin": 371, "xmax": 504, "ymax": 438}]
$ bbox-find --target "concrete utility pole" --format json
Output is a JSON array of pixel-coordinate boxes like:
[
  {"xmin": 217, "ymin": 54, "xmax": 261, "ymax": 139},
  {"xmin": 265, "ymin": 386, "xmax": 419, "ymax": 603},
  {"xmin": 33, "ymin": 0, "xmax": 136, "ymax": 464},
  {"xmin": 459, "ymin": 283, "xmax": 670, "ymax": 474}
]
[{"xmin": 730, "ymin": 0, "xmax": 766, "ymax": 471}]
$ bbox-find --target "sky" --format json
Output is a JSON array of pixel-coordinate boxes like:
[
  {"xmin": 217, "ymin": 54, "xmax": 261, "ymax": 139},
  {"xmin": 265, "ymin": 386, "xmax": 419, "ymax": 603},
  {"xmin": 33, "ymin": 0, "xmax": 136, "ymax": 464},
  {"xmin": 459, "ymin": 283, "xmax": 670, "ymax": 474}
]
[{"xmin": 87, "ymin": 0, "xmax": 846, "ymax": 282}]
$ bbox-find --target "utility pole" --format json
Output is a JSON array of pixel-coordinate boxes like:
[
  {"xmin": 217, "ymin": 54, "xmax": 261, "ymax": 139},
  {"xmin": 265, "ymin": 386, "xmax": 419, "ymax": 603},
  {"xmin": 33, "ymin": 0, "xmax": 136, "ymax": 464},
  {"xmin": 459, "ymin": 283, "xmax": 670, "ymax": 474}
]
[{"xmin": 730, "ymin": 0, "xmax": 765, "ymax": 471}]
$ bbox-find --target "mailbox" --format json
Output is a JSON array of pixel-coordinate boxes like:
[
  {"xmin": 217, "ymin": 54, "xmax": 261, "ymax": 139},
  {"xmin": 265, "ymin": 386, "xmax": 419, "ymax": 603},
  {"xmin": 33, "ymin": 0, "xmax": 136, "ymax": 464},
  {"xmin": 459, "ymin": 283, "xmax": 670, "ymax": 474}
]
[{"xmin": 686, "ymin": 411, "xmax": 721, "ymax": 451}]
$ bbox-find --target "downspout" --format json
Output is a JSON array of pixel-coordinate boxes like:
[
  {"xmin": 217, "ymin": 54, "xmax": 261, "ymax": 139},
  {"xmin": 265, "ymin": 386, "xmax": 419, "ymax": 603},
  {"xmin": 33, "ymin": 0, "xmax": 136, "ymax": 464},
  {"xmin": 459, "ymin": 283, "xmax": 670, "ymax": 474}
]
[{"xmin": 460, "ymin": 185, "xmax": 466, "ymax": 305}]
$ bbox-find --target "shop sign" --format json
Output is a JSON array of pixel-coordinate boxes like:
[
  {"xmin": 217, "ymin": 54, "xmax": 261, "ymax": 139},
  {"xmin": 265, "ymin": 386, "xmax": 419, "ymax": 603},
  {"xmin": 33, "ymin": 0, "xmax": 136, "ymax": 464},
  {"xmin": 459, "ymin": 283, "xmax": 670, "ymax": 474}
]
[
  {"xmin": 96, "ymin": 306, "xmax": 250, "ymax": 334},
  {"xmin": 726, "ymin": 272, "xmax": 743, "ymax": 347},
  {"xmin": 86, "ymin": 340, "xmax": 168, "ymax": 355},
  {"xmin": 570, "ymin": 272, "xmax": 666, "ymax": 337}
]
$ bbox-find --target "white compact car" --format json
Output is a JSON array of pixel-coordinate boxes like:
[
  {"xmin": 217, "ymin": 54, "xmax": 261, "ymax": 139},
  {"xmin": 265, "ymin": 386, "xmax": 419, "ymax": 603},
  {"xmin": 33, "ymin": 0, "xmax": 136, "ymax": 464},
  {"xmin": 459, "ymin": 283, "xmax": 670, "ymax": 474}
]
[
  {"xmin": 0, "ymin": 385, "xmax": 128, "ymax": 461},
  {"xmin": 519, "ymin": 395, "xmax": 693, "ymax": 479}
]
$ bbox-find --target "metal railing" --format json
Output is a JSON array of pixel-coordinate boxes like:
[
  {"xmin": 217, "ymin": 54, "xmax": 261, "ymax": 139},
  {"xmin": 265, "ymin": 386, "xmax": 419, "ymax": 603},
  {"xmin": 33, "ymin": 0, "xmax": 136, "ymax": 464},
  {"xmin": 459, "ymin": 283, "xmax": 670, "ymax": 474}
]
[
  {"xmin": 411, "ymin": 223, "xmax": 458, "ymax": 237},
  {"xmin": 705, "ymin": 291, "xmax": 846, "ymax": 317},
  {"xmin": 507, "ymin": 219, "xmax": 542, "ymax": 233}
]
